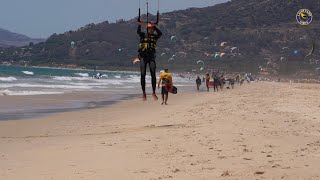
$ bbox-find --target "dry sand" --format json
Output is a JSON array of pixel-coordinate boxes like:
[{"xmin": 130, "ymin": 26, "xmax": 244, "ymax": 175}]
[{"xmin": 0, "ymin": 82, "xmax": 320, "ymax": 180}]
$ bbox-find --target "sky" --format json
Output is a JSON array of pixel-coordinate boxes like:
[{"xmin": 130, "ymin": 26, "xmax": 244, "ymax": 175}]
[{"xmin": 0, "ymin": 0, "xmax": 228, "ymax": 38}]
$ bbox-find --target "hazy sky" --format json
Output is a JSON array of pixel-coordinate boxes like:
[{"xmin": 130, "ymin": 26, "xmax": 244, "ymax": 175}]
[{"xmin": 0, "ymin": 0, "xmax": 228, "ymax": 38}]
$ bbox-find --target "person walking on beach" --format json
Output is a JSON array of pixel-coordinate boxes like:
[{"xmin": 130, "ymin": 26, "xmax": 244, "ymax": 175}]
[
  {"xmin": 240, "ymin": 78, "xmax": 245, "ymax": 86},
  {"xmin": 213, "ymin": 74, "xmax": 220, "ymax": 92},
  {"xmin": 196, "ymin": 76, "xmax": 201, "ymax": 91},
  {"xmin": 227, "ymin": 78, "xmax": 235, "ymax": 89},
  {"xmin": 158, "ymin": 68, "xmax": 173, "ymax": 105},
  {"xmin": 137, "ymin": 21, "xmax": 162, "ymax": 101},
  {"xmin": 220, "ymin": 75, "xmax": 226, "ymax": 90},
  {"xmin": 205, "ymin": 73, "xmax": 210, "ymax": 92},
  {"xmin": 235, "ymin": 74, "xmax": 240, "ymax": 84}
]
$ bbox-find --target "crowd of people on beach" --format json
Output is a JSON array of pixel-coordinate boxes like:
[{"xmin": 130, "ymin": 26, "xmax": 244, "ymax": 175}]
[{"xmin": 195, "ymin": 71, "xmax": 253, "ymax": 92}]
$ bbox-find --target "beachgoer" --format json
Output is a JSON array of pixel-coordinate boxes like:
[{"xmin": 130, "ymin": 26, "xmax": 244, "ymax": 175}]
[
  {"xmin": 213, "ymin": 75, "xmax": 219, "ymax": 92},
  {"xmin": 205, "ymin": 73, "xmax": 210, "ymax": 92},
  {"xmin": 240, "ymin": 78, "xmax": 245, "ymax": 86},
  {"xmin": 235, "ymin": 74, "xmax": 240, "ymax": 84},
  {"xmin": 227, "ymin": 78, "xmax": 235, "ymax": 89},
  {"xmin": 137, "ymin": 22, "xmax": 162, "ymax": 101},
  {"xmin": 220, "ymin": 75, "xmax": 226, "ymax": 90},
  {"xmin": 196, "ymin": 76, "xmax": 201, "ymax": 91},
  {"xmin": 158, "ymin": 68, "xmax": 173, "ymax": 105}
]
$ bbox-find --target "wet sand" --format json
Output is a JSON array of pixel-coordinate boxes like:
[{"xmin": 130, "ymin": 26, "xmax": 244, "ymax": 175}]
[
  {"xmin": 0, "ymin": 92, "xmax": 138, "ymax": 120},
  {"xmin": 0, "ymin": 82, "xmax": 320, "ymax": 179}
]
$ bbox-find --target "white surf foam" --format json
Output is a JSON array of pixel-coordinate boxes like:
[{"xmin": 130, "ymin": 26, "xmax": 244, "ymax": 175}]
[
  {"xmin": 22, "ymin": 71, "xmax": 34, "ymax": 75},
  {"xmin": 52, "ymin": 76, "xmax": 89, "ymax": 81},
  {"xmin": 0, "ymin": 83, "xmax": 92, "ymax": 89},
  {"xmin": 75, "ymin": 73, "xmax": 89, "ymax": 77},
  {"xmin": 0, "ymin": 77, "xmax": 17, "ymax": 82},
  {"xmin": 0, "ymin": 89, "xmax": 64, "ymax": 96},
  {"xmin": 69, "ymin": 80, "xmax": 123, "ymax": 87}
]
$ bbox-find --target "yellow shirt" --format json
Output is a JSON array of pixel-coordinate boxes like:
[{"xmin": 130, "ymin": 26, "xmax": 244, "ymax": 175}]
[
  {"xmin": 159, "ymin": 72, "xmax": 173, "ymax": 87},
  {"xmin": 206, "ymin": 75, "xmax": 210, "ymax": 81}
]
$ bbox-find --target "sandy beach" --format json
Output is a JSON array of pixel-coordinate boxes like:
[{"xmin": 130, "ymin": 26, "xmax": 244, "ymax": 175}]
[{"xmin": 1, "ymin": 82, "xmax": 320, "ymax": 179}]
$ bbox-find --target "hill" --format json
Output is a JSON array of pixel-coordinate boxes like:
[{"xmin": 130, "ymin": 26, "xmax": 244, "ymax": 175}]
[
  {"xmin": 0, "ymin": 0, "xmax": 319, "ymax": 76},
  {"xmin": 0, "ymin": 28, "xmax": 44, "ymax": 47}
]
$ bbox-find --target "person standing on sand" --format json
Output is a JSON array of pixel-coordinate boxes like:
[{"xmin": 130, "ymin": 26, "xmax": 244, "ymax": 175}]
[
  {"xmin": 240, "ymin": 78, "xmax": 245, "ymax": 86},
  {"xmin": 158, "ymin": 68, "xmax": 173, "ymax": 105},
  {"xmin": 227, "ymin": 78, "xmax": 235, "ymax": 89},
  {"xmin": 137, "ymin": 21, "xmax": 162, "ymax": 101},
  {"xmin": 205, "ymin": 73, "xmax": 210, "ymax": 92},
  {"xmin": 220, "ymin": 75, "xmax": 226, "ymax": 90},
  {"xmin": 212, "ymin": 71, "xmax": 215, "ymax": 82},
  {"xmin": 196, "ymin": 76, "xmax": 202, "ymax": 91},
  {"xmin": 235, "ymin": 74, "xmax": 240, "ymax": 84},
  {"xmin": 213, "ymin": 74, "xmax": 219, "ymax": 92}
]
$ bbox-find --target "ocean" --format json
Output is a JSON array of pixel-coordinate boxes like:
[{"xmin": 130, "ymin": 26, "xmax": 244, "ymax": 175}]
[
  {"xmin": 0, "ymin": 66, "xmax": 194, "ymax": 120},
  {"xmin": 0, "ymin": 66, "xmax": 194, "ymax": 96}
]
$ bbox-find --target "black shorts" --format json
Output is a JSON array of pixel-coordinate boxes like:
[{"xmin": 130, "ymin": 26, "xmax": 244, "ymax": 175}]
[{"xmin": 161, "ymin": 86, "xmax": 168, "ymax": 95}]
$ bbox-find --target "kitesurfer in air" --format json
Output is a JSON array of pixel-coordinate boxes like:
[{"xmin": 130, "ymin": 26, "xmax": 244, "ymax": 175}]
[{"xmin": 137, "ymin": 21, "xmax": 162, "ymax": 101}]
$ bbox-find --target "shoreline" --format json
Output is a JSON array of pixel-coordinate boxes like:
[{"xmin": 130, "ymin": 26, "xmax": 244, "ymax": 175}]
[
  {"xmin": 0, "ymin": 64, "xmax": 203, "ymax": 75},
  {"xmin": 0, "ymin": 64, "xmax": 141, "ymax": 74},
  {"xmin": 0, "ymin": 91, "xmax": 140, "ymax": 121},
  {"xmin": 0, "ymin": 64, "xmax": 144, "ymax": 75}
]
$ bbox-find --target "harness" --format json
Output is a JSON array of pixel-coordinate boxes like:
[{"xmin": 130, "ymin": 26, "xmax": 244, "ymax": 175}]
[
  {"xmin": 162, "ymin": 78, "xmax": 170, "ymax": 85},
  {"xmin": 139, "ymin": 37, "xmax": 157, "ymax": 54}
]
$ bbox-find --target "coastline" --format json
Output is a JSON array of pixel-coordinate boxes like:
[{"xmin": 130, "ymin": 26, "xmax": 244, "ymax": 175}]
[
  {"xmin": 1, "ymin": 64, "xmax": 208, "ymax": 75},
  {"xmin": 0, "ymin": 64, "xmax": 142, "ymax": 74},
  {"xmin": 1, "ymin": 82, "xmax": 320, "ymax": 179},
  {"xmin": 0, "ymin": 91, "xmax": 139, "ymax": 121}
]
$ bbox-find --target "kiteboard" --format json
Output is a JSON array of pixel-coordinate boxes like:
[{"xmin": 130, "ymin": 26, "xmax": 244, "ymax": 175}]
[{"xmin": 166, "ymin": 85, "xmax": 177, "ymax": 94}]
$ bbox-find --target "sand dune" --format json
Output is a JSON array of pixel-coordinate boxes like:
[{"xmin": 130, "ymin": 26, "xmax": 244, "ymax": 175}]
[{"xmin": 1, "ymin": 82, "xmax": 320, "ymax": 179}]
